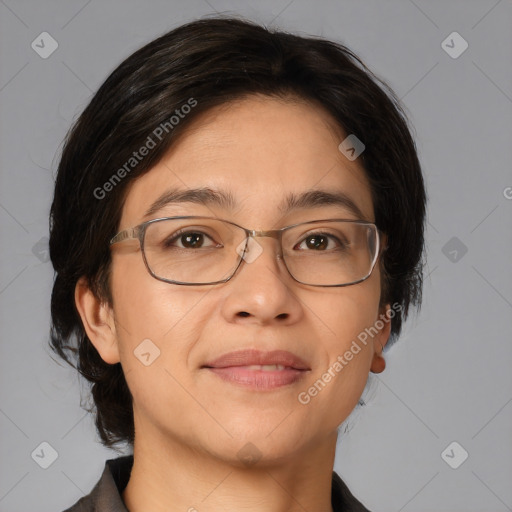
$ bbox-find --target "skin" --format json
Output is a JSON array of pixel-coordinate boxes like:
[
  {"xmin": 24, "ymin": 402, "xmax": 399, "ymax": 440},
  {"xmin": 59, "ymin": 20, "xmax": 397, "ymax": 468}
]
[{"xmin": 75, "ymin": 94, "xmax": 390, "ymax": 512}]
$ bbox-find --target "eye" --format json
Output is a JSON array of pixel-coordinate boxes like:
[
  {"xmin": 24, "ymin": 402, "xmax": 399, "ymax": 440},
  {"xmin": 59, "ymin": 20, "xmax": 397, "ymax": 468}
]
[
  {"xmin": 295, "ymin": 232, "xmax": 347, "ymax": 251},
  {"xmin": 163, "ymin": 230, "xmax": 222, "ymax": 250}
]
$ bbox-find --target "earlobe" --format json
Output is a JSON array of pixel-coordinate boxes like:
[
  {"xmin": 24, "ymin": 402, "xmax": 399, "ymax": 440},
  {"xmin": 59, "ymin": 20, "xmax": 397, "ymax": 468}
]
[
  {"xmin": 74, "ymin": 277, "xmax": 120, "ymax": 365},
  {"xmin": 370, "ymin": 303, "xmax": 392, "ymax": 374}
]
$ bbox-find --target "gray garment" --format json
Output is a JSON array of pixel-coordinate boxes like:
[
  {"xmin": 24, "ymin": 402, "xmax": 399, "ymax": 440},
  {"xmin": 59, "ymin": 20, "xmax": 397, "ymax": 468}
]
[{"xmin": 63, "ymin": 455, "xmax": 372, "ymax": 512}]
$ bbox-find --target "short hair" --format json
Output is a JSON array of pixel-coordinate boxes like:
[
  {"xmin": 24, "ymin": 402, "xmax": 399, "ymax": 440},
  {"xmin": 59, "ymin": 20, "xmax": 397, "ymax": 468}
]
[{"xmin": 49, "ymin": 15, "xmax": 427, "ymax": 449}]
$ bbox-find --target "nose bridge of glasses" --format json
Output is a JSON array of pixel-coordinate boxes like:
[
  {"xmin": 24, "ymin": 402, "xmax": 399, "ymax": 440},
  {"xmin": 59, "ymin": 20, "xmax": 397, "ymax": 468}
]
[
  {"xmin": 243, "ymin": 229, "xmax": 283, "ymax": 259},
  {"xmin": 247, "ymin": 229, "xmax": 280, "ymax": 239}
]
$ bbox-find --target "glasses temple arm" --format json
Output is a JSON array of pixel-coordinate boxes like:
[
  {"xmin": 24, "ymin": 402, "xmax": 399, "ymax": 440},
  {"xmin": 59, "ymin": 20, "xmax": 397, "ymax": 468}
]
[{"xmin": 110, "ymin": 227, "xmax": 139, "ymax": 245}]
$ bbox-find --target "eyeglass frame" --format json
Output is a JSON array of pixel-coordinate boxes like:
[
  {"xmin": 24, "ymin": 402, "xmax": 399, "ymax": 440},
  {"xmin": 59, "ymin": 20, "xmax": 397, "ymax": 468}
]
[{"xmin": 109, "ymin": 215, "xmax": 387, "ymax": 287}]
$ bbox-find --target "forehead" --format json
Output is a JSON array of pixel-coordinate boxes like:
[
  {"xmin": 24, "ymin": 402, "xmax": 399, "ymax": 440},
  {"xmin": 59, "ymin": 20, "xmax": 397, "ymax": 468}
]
[{"xmin": 120, "ymin": 95, "xmax": 374, "ymax": 227}]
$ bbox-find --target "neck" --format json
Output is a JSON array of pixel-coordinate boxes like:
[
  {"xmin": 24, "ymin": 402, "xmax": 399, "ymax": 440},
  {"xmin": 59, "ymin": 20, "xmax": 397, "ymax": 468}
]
[{"xmin": 122, "ymin": 418, "xmax": 337, "ymax": 512}]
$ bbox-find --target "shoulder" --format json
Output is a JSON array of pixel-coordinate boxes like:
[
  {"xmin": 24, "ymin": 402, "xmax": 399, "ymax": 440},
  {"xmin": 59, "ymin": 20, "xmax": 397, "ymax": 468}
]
[
  {"xmin": 61, "ymin": 455, "xmax": 133, "ymax": 512},
  {"xmin": 331, "ymin": 470, "xmax": 373, "ymax": 512}
]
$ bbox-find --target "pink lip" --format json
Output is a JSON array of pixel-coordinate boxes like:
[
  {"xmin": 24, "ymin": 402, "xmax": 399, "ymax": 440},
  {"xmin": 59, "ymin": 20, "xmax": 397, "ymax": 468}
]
[
  {"xmin": 202, "ymin": 349, "xmax": 311, "ymax": 391},
  {"xmin": 206, "ymin": 366, "xmax": 307, "ymax": 390},
  {"xmin": 202, "ymin": 349, "xmax": 311, "ymax": 370}
]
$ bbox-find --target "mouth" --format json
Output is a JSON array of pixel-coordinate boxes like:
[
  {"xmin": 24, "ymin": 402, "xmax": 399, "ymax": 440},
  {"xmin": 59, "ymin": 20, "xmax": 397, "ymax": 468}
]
[
  {"xmin": 201, "ymin": 349, "xmax": 311, "ymax": 390},
  {"xmin": 202, "ymin": 349, "xmax": 311, "ymax": 370},
  {"xmin": 224, "ymin": 364, "xmax": 294, "ymax": 371}
]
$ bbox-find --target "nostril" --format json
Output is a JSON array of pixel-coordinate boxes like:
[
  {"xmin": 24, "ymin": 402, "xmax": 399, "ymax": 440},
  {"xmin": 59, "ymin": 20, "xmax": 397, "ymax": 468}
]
[{"xmin": 238, "ymin": 311, "xmax": 250, "ymax": 317}]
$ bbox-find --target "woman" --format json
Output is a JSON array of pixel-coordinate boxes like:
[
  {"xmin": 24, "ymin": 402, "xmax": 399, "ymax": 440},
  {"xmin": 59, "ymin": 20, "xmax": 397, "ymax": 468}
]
[{"xmin": 50, "ymin": 15, "xmax": 426, "ymax": 512}]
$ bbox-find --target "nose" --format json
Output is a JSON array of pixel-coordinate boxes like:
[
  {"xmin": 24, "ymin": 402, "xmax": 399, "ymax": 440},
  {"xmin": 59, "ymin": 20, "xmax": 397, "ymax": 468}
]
[{"xmin": 220, "ymin": 235, "xmax": 304, "ymax": 325}]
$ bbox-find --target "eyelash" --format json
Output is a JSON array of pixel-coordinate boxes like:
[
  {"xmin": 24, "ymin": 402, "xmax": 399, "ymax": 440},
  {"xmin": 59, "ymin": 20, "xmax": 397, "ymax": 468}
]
[{"xmin": 163, "ymin": 229, "xmax": 348, "ymax": 251}]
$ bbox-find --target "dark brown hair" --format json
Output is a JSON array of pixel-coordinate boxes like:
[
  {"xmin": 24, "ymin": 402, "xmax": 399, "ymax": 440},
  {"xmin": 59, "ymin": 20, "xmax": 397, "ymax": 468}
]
[{"xmin": 49, "ymin": 15, "xmax": 427, "ymax": 449}]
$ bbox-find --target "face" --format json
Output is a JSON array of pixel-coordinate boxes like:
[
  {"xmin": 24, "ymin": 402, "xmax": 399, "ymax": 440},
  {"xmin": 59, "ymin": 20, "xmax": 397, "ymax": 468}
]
[{"xmin": 82, "ymin": 95, "xmax": 390, "ymax": 466}]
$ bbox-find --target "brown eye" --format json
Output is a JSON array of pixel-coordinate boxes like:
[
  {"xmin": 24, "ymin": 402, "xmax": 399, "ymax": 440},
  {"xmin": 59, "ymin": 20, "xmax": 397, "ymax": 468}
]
[
  {"xmin": 180, "ymin": 232, "xmax": 206, "ymax": 248},
  {"xmin": 295, "ymin": 232, "xmax": 347, "ymax": 251},
  {"xmin": 163, "ymin": 230, "xmax": 219, "ymax": 250},
  {"xmin": 304, "ymin": 235, "xmax": 329, "ymax": 250}
]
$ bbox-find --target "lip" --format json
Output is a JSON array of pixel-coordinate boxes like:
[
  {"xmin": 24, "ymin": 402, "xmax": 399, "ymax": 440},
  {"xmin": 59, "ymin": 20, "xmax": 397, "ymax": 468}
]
[
  {"xmin": 202, "ymin": 349, "xmax": 311, "ymax": 370},
  {"xmin": 202, "ymin": 349, "xmax": 311, "ymax": 391}
]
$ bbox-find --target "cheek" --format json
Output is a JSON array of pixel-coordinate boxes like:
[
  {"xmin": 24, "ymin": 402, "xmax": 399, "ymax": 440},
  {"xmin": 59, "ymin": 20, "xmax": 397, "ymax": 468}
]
[
  {"xmin": 323, "ymin": 299, "xmax": 376, "ymax": 379},
  {"xmin": 108, "ymin": 263, "xmax": 189, "ymax": 425},
  {"xmin": 109, "ymin": 254, "xmax": 214, "ymax": 401},
  {"xmin": 319, "ymin": 273, "xmax": 381, "ymax": 351},
  {"xmin": 308, "ymin": 280, "xmax": 381, "ymax": 407},
  {"xmin": 110, "ymin": 251, "xmax": 201, "ymax": 339},
  {"xmin": 109, "ymin": 254, "xmax": 190, "ymax": 373},
  {"xmin": 110, "ymin": 254, "xmax": 167, "ymax": 338}
]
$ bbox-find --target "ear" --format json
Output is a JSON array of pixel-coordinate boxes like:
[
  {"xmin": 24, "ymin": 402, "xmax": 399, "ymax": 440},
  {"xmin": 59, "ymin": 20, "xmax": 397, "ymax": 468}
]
[
  {"xmin": 74, "ymin": 276, "xmax": 120, "ymax": 364},
  {"xmin": 370, "ymin": 302, "xmax": 392, "ymax": 374}
]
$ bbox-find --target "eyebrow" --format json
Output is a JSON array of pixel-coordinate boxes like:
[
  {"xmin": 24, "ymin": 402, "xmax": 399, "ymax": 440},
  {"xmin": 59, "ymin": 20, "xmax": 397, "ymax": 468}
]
[{"xmin": 143, "ymin": 186, "xmax": 367, "ymax": 220}]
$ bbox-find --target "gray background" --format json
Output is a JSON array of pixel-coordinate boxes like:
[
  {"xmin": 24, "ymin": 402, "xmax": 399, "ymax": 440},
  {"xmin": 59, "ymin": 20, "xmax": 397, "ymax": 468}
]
[{"xmin": 1, "ymin": 1, "xmax": 511, "ymax": 511}]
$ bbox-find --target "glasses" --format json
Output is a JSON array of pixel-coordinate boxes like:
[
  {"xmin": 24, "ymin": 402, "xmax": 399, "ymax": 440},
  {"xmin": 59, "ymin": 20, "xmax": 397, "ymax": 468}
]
[{"xmin": 110, "ymin": 216, "xmax": 386, "ymax": 287}]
